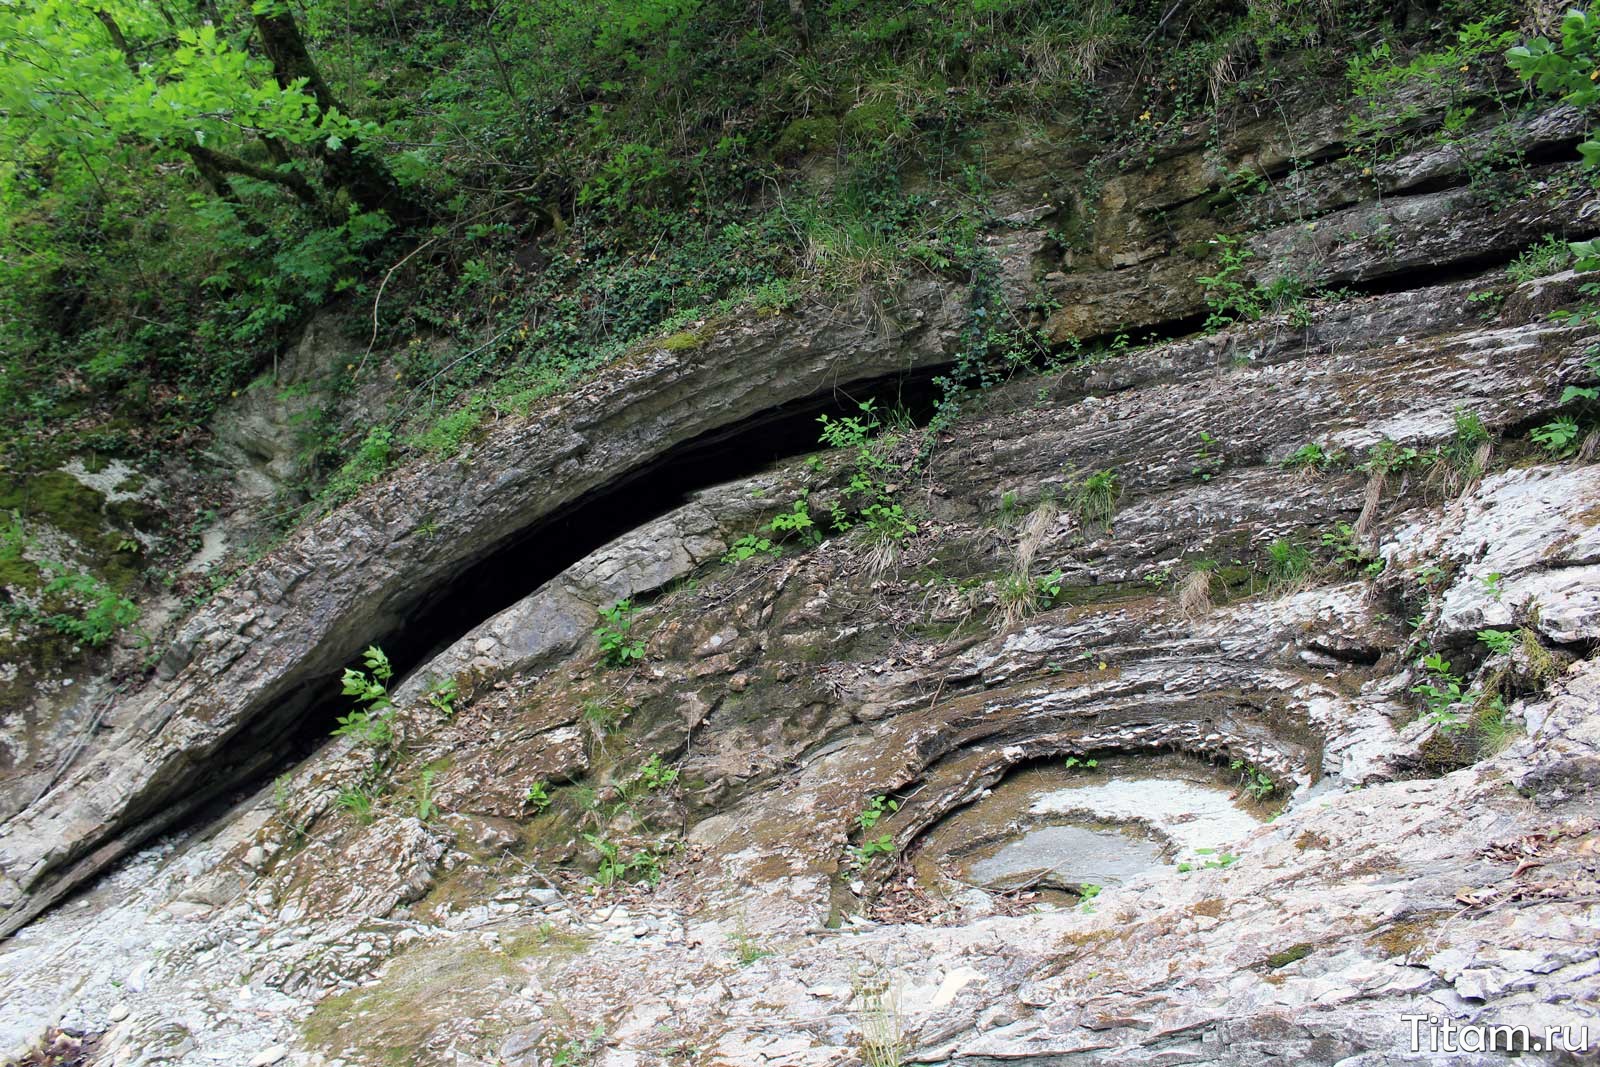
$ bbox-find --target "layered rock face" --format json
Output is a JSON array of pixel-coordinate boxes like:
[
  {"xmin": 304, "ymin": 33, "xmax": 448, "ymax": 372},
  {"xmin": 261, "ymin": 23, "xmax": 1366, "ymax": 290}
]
[{"xmin": 3, "ymin": 91, "xmax": 1600, "ymax": 1067}]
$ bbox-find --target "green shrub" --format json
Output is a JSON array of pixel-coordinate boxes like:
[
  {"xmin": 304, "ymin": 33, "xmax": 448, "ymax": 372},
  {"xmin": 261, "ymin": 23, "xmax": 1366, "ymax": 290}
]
[
  {"xmin": 1531, "ymin": 417, "xmax": 1582, "ymax": 458},
  {"xmin": 594, "ymin": 599, "xmax": 646, "ymax": 667},
  {"xmin": 633, "ymin": 755, "xmax": 680, "ymax": 792},
  {"xmin": 1230, "ymin": 759, "xmax": 1275, "ymax": 800},
  {"xmin": 1320, "ymin": 522, "xmax": 1383, "ymax": 576},
  {"xmin": 426, "ymin": 677, "xmax": 459, "ymax": 718},
  {"xmin": 1477, "ymin": 628, "xmax": 1517, "ymax": 655},
  {"xmin": 407, "ymin": 400, "xmax": 486, "ymax": 459},
  {"xmin": 1412, "ymin": 652, "xmax": 1470, "ymax": 733},
  {"xmin": 1283, "ymin": 442, "xmax": 1343, "ymax": 472},
  {"xmin": 332, "ymin": 645, "xmax": 395, "ymax": 748},
  {"xmin": 1506, "ymin": 234, "xmax": 1574, "ymax": 282},
  {"xmin": 1197, "ymin": 236, "xmax": 1310, "ymax": 330},
  {"xmin": 37, "ymin": 563, "xmax": 139, "ymax": 646},
  {"xmin": 855, "ymin": 795, "xmax": 900, "ymax": 832},
  {"xmin": 722, "ymin": 534, "xmax": 779, "ymax": 564},
  {"xmin": 320, "ymin": 427, "xmax": 395, "ymax": 510}
]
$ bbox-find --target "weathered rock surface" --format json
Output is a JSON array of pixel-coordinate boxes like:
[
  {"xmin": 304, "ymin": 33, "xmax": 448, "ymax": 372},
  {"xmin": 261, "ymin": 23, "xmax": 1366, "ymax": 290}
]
[
  {"xmin": 0, "ymin": 240, "xmax": 1041, "ymax": 937},
  {"xmin": 4, "ymin": 90, "xmax": 1600, "ymax": 1067},
  {"xmin": 4, "ymin": 251, "xmax": 1599, "ymax": 1065},
  {"xmin": 4, "ymin": 84, "xmax": 1596, "ymax": 941}
]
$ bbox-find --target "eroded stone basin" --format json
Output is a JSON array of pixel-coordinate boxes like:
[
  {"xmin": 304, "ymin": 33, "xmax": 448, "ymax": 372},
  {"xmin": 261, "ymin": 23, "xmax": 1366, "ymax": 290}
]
[{"xmin": 913, "ymin": 753, "xmax": 1266, "ymax": 896}]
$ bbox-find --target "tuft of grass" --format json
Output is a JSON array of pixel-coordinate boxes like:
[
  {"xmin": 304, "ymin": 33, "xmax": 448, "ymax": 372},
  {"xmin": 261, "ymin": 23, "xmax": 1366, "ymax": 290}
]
[
  {"xmin": 728, "ymin": 924, "xmax": 773, "ymax": 966},
  {"xmin": 1264, "ymin": 537, "xmax": 1313, "ymax": 591},
  {"xmin": 336, "ymin": 786, "xmax": 377, "ymax": 824},
  {"xmin": 994, "ymin": 568, "xmax": 1064, "ymax": 630},
  {"xmin": 1429, "ymin": 408, "xmax": 1493, "ymax": 497},
  {"xmin": 1177, "ymin": 564, "xmax": 1217, "ymax": 618},
  {"xmin": 581, "ymin": 698, "xmax": 627, "ymax": 736},
  {"xmin": 1012, "ymin": 499, "xmax": 1059, "ymax": 577},
  {"xmin": 857, "ymin": 979, "xmax": 904, "ymax": 1067},
  {"xmin": 1468, "ymin": 695, "xmax": 1518, "ymax": 758},
  {"xmin": 1067, "ymin": 469, "xmax": 1120, "ymax": 527},
  {"xmin": 1506, "ymin": 234, "xmax": 1573, "ymax": 282}
]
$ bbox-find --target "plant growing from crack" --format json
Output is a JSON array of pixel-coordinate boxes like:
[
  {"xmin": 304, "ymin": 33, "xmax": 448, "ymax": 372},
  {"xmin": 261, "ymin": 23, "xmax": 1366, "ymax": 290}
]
[
  {"xmin": 1283, "ymin": 442, "xmax": 1344, "ymax": 473},
  {"xmin": 594, "ymin": 598, "xmax": 646, "ymax": 667},
  {"xmin": 1530, "ymin": 357, "xmax": 1600, "ymax": 459},
  {"xmin": 768, "ymin": 493, "xmax": 823, "ymax": 551},
  {"xmin": 273, "ymin": 772, "xmax": 293, "ymax": 815},
  {"xmin": 1478, "ymin": 628, "xmax": 1518, "ymax": 656},
  {"xmin": 855, "ymin": 794, "xmax": 900, "ymax": 832},
  {"xmin": 997, "ymin": 567, "xmax": 1065, "ymax": 626},
  {"xmin": 1067, "ymin": 468, "xmax": 1120, "ymax": 527},
  {"xmin": 728, "ymin": 920, "xmax": 773, "ymax": 966},
  {"xmin": 856, "ymin": 978, "xmax": 905, "ymax": 1067},
  {"xmin": 1178, "ymin": 849, "xmax": 1239, "ymax": 873},
  {"xmin": 1531, "ymin": 417, "xmax": 1583, "ymax": 458},
  {"xmin": 846, "ymin": 834, "xmax": 895, "ymax": 871},
  {"xmin": 332, "ymin": 645, "xmax": 395, "ymax": 749},
  {"xmin": 336, "ymin": 785, "xmax": 377, "ymax": 824},
  {"xmin": 544, "ymin": 1026, "xmax": 607, "ymax": 1067},
  {"xmin": 818, "ymin": 400, "xmax": 918, "ymax": 546},
  {"xmin": 1412, "ymin": 652, "xmax": 1471, "ymax": 734},
  {"xmin": 425, "ymin": 677, "xmax": 458, "ymax": 718},
  {"xmin": 722, "ymin": 533, "xmax": 779, "ymax": 564},
  {"xmin": 583, "ymin": 832, "xmax": 668, "ymax": 886},
  {"xmin": 632, "ymin": 754, "xmax": 680, "ymax": 793},
  {"xmin": 413, "ymin": 768, "xmax": 439, "ymax": 821},
  {"xmin": 581, "ymin": 698, "xmax": 628, "ymax": 735},
  {"xmin": 1192, "ymin": 431, "xmax": 1224, "ymax": 482},
  {"xmin": 1429, "ymin": 408, "xmax": 1492, "ymax": 496},
  {"xmin": 1264, "ymin": 537, "xmax": 1312, "ymax": 590},
  {"xmin": 1230, "ymin": 759, "xmax": 1276, "ymax": 800},
  {"xmin": 1321, "ymin": 522, "xmax": 1384, "ymax": 576}
]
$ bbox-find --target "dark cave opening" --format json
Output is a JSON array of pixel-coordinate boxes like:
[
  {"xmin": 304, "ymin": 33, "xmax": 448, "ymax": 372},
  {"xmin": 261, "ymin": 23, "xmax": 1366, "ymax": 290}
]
[{"xmin": 243, "ymin": 363, "xmax": 955, "ymax": 787}]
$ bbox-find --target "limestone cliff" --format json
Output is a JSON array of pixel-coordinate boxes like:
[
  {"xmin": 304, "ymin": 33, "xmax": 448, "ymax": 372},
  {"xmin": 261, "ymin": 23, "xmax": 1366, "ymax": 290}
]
[{"xmin": 2, "ymin": 74, "xmax": 1599, "ymax": 1067}]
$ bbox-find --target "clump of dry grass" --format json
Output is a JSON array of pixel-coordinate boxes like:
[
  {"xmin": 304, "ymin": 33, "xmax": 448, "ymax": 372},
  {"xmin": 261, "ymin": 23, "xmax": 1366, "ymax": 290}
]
[
  {"xmin": 993, "ymin": 500, "xmax": 1061, "ymax": 629},
  {"xmin": 1177, "ymin": 567, "xmax": 1217, "ymax": 619},
  {"xmin": 857, "ymin": 978, "xmax": 904, "ymax": 1067},
  {"xmin": 1013, "ymin": 499, "xmax": 1059, "ymax": 577},
  {"xmin": 1353, "ymin": 468, "xmax": 1386, "ymax": 537}
]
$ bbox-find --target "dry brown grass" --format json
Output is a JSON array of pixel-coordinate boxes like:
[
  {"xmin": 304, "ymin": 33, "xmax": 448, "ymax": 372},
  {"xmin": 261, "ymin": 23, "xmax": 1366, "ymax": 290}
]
[
  {"xmin": 1177, "ymin": 568, "xmax": 1216, "ymax": 619},
  {"xmin": 1012, "ymin": 500, "xmax": 1059, "ymax": 578},
  {"xmin": 1353, "ymin": 469, "xmax": 1385, "ymax": 537}
]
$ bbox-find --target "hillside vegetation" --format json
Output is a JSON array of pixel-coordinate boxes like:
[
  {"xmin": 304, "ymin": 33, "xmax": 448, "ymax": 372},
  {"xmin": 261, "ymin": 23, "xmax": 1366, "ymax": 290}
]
[
  {"xmin": 1, "ymin": 0, "xmax": 1596, "ymax": 661},
  {"xmin": 0, "ymin": 0, "xmax": 1541, "ymax": 474}
]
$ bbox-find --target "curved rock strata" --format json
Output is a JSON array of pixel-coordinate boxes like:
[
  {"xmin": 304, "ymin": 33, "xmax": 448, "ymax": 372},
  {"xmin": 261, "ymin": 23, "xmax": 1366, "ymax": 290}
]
[
  {"xmin": 0, "ymin": 254, "xmax": 1040, "ymax": 937},
  {"xmin": 4, "ymin": 87, "xmax": 1600, "ymax": 1067},
  {"xmin": 4, "ymin": 86, "xmax": 1598, "ymax": 939},
  {"xmin": 4, "ymin": 249, "xmax": 1599, "ymax": 1065}
]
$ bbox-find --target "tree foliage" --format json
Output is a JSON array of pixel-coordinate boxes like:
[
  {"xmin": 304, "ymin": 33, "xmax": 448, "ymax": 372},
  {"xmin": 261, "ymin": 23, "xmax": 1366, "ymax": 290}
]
[{"xmin": 0, "ymin": 0, "xmax": 1526, "ymax": 476}]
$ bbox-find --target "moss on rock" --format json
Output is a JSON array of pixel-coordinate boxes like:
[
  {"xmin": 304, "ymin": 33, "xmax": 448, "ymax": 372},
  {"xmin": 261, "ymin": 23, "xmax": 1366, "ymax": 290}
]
[{"xmin": 772, "ymin": 115, "xmax": 839, "ymax": 159}]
